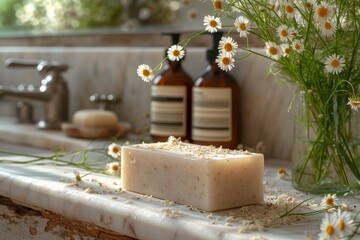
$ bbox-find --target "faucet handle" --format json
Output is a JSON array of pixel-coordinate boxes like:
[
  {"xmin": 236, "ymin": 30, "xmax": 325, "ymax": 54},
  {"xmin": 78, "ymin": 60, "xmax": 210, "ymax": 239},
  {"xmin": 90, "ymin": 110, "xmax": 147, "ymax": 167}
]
[
  {"xmin": 5, "ymin": 58, "xmax": 68, "ymax": 75},
  {"xmin": 37, "ymin": 61, "xmax": 68, "ymax": 75},
  {"xmin": 89, "ymin": 93, "xmax": 120, "ymax": 110}
]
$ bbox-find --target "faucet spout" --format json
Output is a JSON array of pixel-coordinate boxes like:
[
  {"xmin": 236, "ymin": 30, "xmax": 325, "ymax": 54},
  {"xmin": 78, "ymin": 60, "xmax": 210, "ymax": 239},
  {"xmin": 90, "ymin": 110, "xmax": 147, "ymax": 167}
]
[{"xmin": 2, "ymin": 59, "xmax": 69, "ymax": 130}]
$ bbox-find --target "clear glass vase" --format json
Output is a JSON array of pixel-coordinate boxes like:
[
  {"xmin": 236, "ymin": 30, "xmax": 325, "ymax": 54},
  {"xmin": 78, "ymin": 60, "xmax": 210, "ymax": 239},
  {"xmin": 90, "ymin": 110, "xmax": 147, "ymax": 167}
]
[{"xmin": 291, "ymin": 91, "xmax": 360, "ymax": 195}]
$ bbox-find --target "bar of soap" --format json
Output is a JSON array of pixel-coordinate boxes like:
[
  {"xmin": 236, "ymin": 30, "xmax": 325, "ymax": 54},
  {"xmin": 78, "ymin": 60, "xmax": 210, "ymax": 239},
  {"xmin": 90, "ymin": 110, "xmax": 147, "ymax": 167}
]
[
  {"xmin": 121, "ymin": 138, "xmax": 264, "ymax": 211},
  {"xmin": 73, "ymin": 109, "xmax": 118, "ymax": 129}
]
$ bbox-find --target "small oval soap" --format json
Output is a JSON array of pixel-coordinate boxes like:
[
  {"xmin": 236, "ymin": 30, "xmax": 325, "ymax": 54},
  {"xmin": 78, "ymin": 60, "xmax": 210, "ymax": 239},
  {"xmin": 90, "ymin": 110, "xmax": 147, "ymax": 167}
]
[{"xmin": 73, "ymin": 109, "xmax": 118, "ymax": 129}]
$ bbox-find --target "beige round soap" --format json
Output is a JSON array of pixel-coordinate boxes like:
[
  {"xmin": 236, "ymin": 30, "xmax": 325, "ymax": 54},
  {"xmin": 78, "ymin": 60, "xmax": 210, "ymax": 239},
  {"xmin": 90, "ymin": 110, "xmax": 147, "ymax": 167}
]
[{"xmin": 73, "ymin": 109, "xmax": 118, "ymax": 129}]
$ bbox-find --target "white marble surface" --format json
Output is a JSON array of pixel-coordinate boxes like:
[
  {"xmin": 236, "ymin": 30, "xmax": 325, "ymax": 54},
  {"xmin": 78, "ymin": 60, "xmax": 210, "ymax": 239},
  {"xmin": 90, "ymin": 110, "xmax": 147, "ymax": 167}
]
[
  {"xmin": 0, "ymin": 47, "xmax": 294, "ymax": 160},
  {"xmin": 0, "ymin": 120, "xmax": 359, "ymax": 240},
  {"xmin": 1, "ymin": 154, "xmax": 359, "ymax": 240}
]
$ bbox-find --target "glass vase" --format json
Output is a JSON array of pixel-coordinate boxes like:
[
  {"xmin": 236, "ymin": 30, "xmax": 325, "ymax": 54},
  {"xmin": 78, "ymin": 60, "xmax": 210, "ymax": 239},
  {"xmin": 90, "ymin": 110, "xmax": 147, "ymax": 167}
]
[{"xmin": 291, "ymin": 91, "xmax": 360, "ymax": 195}]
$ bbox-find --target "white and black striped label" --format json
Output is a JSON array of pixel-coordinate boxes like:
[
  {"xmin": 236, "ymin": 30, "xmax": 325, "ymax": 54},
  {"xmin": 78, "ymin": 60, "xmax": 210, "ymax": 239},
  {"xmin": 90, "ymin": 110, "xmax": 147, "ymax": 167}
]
[
  {"xmin": 150, "ymin": 85, "xmax": 187, "ymax": 136},
  {"xmin": 192, "ymin": 87, "xmax": 232, "ymax": 141}
]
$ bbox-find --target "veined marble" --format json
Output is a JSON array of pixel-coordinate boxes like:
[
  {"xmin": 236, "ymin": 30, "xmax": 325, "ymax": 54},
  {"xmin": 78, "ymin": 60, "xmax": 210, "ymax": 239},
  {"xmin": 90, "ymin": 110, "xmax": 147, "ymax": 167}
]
[
  {"xmin": 2, "ymin": 155, "xmax": 358, "ymax": 240},
  {"xmin": 0, "ymin": 47, "xmax": 294, "ymax": 160}
]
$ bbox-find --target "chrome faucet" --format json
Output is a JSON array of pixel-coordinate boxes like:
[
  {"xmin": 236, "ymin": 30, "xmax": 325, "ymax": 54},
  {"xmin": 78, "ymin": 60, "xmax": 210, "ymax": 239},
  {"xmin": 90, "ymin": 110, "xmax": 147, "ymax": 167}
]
[{"xmin": 0, "ymin": 58, "xmax": 69, "ymax": 129}]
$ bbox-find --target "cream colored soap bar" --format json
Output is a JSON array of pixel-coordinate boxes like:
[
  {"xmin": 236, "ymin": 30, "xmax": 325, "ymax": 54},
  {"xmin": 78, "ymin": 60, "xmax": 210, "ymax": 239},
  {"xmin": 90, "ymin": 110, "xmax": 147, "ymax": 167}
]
[{"xmin": 121, "ymin": 138, "xmax": 264, "ymax": 211}]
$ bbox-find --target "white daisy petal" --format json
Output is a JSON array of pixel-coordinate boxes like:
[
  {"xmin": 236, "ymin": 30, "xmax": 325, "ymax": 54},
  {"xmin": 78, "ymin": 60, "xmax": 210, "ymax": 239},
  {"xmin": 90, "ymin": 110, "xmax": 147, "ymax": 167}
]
[
  {"xmin": 167, "ymin": 45, "xmax": 185, "ymax": 61},
  {"xmin": 265, "ymin": 41, "xmax": 280, "ymax": 60},
  {"xmin": 108, "ymin": 143, "xmax": 121, "ymax": 158},
  {"xmin": 292, "ymin": 39, "xmax": 304, "ymax": 54},
  {"xmin": 234, "ymin": 16, "xmax": 250, "ymax": 38},
  {"xmin": 137, "ymin": 64, "xmax": 155, "ymax": 82},
  {"xmin": 203, "ymin": 15, "xmax": 222, "ymax": 33},
  {"xmin": 319, "ymin": 21, "xmax": 337, "ymax": 37},
  {"xmin": 314, "ymin": 1, "xmax": 334, "ymax": 23},
  {"xmin": 319, "ymin": 213, "xmax": 339, "ymax": 239},
  {"xmin": 277, "ymin": 24, "xmax": 292, "ymax": 42},
  {"xmin": 218, "ymin": 36, "xmax": 238, "ymax": 57},
  {"xmin": 107, "ymin": 161, "xmax": 121, "ymax": 175},
  {"xmin": 215, "ymin": 54, "xmax": 235, "ymax": 71},
  {"xmin": 336, "ymin": 210, "xmax": 355, "ymax": 237},
  {"xmin": 324, "ymin": 54, "xmax": 345, "ymax": 74}
]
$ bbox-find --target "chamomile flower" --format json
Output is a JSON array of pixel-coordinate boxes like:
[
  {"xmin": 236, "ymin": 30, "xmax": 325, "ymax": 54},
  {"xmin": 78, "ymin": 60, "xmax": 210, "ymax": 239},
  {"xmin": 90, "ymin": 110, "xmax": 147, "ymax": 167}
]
[
  {"xmin": 108, "ymin": 143, "xmax": 121, "ymax": 159},
  {"xmin": 314, "ymin": 2, "xmax": 334, "ymax": 23},
  {"xmin": 320, "ymin": 194, "xmax": 338, "ymax": 208},
  {"xmin": 277, "ymin": 24, "xmax": 292, "ymax": 42},
  {"xmin": 269, "ymin": 0, "xmax": 276, "ymax": 11},
  {"xmin": 107, "ymin": 161, "xmax": 121, "ymax": 175},
  {"xmin": 137, "ymin": 64, "xmax": 155, "ymax": 82},
  {"xmin": 289, "ymin": 27, "xmax": 299, "ymax": 40},
  {"xmin": 212, "ymin": 0, "xmax": 222, "ymax": 9},
  {"xmin": 303, "ymin": 0, "xmax": 315, "ymax": 10},
  {"xmin": 347, "ymin": 97, "xmax": 360, "ymax": 111},
  {"xmin": 203, "ymin": 15, "xmax": 222, "ymax": 33},
  {"xmin": 276, "ymin": 168, "xmax": 288, "ymax": 179},
  {"xmin": 319, "ymin": 213, "xmax": 339, "ymax": 239},
  {"xmin": 319, "ymin": 21, "xmax": 337, "ymax": 37},
  {"xmin": 281, "ymin": 44, "xmax": 291, "ymax": 57},
  {"xmin": 324, "ymin": 54, "xmax": 345, "ymax": 75},
  {"xmin": 218, "ymin": 36, "xmax": 238, "ymax": 57},
  {"xmin": 292, "ymin": 39, "xmax": 304, "ymax": 53},
  {"xmin": 234, "ymin": 16, "xmax": 250, "ymax": 38},
  {"xmin": 283, "ymin": 1, "xmax": 296, "ymax": 18},
  {"xmin": 336, "ymin": 210, "xmax": 355, "ymax": 238},
  {"xmin": 265, "ymin": 42, "xmax": 280, "ymax": 60},
  {"xmin": 167, "ymin": 45, "xmax": 185, "ymax": 61},
  {"xmin": 73, "ymin": 169, "xmax": 82, "ymax": 182},
  {"xmin": 215, "ymin": 54, "xmax": 235, "ymax": 71}
]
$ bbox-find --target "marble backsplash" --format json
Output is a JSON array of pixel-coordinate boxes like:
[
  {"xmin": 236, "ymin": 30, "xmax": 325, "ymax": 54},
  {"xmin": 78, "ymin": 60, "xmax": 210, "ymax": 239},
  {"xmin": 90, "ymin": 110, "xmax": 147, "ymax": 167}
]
[{"xmin": 0, "ymin": 47, "xmax": 294, "ymax": 160}]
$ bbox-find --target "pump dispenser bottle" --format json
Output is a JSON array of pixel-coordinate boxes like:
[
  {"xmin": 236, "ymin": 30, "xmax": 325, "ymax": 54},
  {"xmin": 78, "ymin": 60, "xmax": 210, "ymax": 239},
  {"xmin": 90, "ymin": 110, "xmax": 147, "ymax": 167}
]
[
  {"xmin": 150, "ymin": 33, "xmax": 193, "ymax": 142},
  {"xmin": 192, "ymin": 32, "xmax": 239, "ymax": 149}
]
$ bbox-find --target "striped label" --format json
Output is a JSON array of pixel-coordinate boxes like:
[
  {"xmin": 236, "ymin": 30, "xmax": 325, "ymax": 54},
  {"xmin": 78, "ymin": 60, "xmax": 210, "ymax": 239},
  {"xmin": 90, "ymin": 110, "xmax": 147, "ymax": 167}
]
[
  {"xmin": 150, "ymin": 85, "xmax": 187, "ymax": 136},
  {"xmin": 192, "ymin": 87, "xmax": 232, "ymax": 141}
]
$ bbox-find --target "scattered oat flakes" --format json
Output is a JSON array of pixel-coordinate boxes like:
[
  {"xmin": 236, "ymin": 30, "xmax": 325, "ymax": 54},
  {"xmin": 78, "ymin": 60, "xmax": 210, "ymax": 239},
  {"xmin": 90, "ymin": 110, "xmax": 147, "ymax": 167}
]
[
  {"xmin": 84, "ymin": 187, "xmax": 97, "ymax": 194},
  {"xmin": 161, "ymin": 208, "xmax": 184, "ymax": 219}
]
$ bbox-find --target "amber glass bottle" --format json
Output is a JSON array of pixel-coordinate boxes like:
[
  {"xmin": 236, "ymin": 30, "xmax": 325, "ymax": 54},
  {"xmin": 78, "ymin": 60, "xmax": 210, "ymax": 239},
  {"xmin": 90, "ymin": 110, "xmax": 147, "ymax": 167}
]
[
  {"xmin": 192, "ymin": 32, "xmax": 239, "ymax": 149},
  {"xmin": 150, "ymin": 33, "xmax": 193, "ymax": 142}
]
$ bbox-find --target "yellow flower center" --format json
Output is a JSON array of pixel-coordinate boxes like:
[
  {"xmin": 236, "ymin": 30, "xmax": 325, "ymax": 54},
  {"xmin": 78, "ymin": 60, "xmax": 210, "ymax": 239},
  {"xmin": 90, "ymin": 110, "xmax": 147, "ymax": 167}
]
[
  {"xmin": 239, "ymin": 23, "xmax": 247, "ymax": 31},
  {"xmin": 112, "ymin": 164, "xmax": 119, "ymax": 172},
  {"xmin": 285, "ymin": 5, "xmax": 294, "ymax": 14},
  {"xmin": 284, "ymin": 48, "xmax": 290, "ymax": 54},
  {"xmin": 317, "ymin": 6, "xmax": 328, "ymax": 18},
  {"xmin": 222, "ymin": 57, "xmax": 231, "ymax": 65},
  {"xmin": 331, "ymin": 60, "xmax": 340, "ymax": 68},
  {"xmin": 325, "ymin": 197, "xmax": 334, "ymax": 205},
  {"xmin": 75, "ymin": 175, "xmax": 81, "ymax": 181},
  {"xmin": 277, "ymin": 168, "xmax": 286, "ymax": 175},
  {"xmin": 281, "ymin": 30, "xmax": 288, "ymax": 37},
  {"xmin": 142, "ymin": 69, "xmax": 150, "ymax": 77},
  {"xmin": 209, "ymin": 20, "xmax": 218, "ymax": 28},
  {"xmin": 173, "ymin": 49, "xmax": 180, "ymax": 57},
  {"xmin": 305, "ymin": 2, "xmax": 312, "ymax": 9},
  {"xmin": 324, "ymin": 22, "xmax": 332, "ymax": 30},
  {"xmin": 270, "ymin": 3, "xmax": 275, "ymax": 11},
  {"xmin": 338, "ymin": 219, "xmax": 345, "ymax": 231},
  {"xmin": 326, "ymin": 224, "xmax": 334, "ymax": 235},
  {"xmin": 294, "ymin": 43, "xmax": 300, "ymax": 50},
  {"xmin": 224, "ymin": 43, "xmax": 233, "ymax": 52},
  {"xmin": 268, "ymin": 46, "xmax": 278, "ymax": 55},
  {"xmin": 112, "ymin": 147, "xmax": 119, "ymax": 154},
  {"xmin": 213, "ymin": 0, "xmax": 222, "ymax": 9},
  {"xmin": 352, "ymin": 100, "xmax": 360, "ymax": 106}
]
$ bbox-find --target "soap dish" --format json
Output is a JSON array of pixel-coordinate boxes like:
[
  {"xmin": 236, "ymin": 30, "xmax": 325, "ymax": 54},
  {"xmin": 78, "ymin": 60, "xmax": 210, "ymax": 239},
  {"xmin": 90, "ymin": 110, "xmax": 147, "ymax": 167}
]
[{"xmin": 61, "ymin": 122, "xmax": 131, "ymax": 139}]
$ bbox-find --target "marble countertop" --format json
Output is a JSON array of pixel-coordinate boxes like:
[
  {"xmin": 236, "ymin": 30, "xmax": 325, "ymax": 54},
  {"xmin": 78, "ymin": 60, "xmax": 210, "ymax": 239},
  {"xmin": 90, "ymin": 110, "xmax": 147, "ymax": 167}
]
[{"xmin": 0, "ymin": 117, "xmax": 359, "ymax": 240}]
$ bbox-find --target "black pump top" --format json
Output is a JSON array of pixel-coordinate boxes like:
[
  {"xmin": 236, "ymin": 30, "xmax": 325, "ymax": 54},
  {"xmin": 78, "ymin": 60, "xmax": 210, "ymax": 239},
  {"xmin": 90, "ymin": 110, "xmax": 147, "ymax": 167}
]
[{"xmin": 206, "ymin": 31, "xmax": 223, "ymax": 62}]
